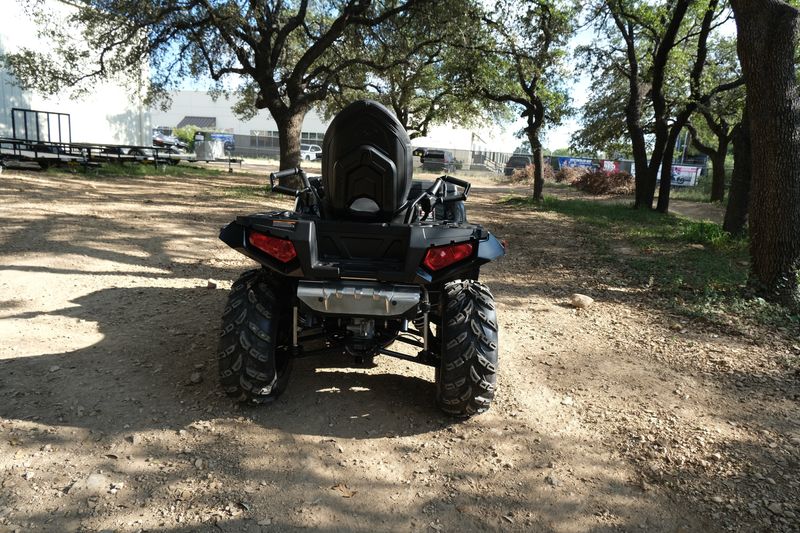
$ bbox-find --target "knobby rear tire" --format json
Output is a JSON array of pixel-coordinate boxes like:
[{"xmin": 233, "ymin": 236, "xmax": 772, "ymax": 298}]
[
  {"xmin": 436, "ymin": 280, "xmax": 499, "ymax": 417},
  {"xmin": 218, "ymin": 269, "xmax": 292, "ymax": 404}
]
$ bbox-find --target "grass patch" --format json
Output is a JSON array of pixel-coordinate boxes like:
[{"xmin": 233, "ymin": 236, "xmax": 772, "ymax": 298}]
[
  {"xmin": 504, "ymin": 195, "xmax": 747, "ymax": 290},
  {"xmin": 543, "ymin": 181, "xmax": 573, "ymax": 189},
  {"xmin": 223, "ymin": 185, "xmax": 273, "ymax": 199},
  {"xmin": 666, "ymin": 187, "xmax": 718, "ymax": 204},
  {"xmin": 47, "ymin": 162, "xmax": 225, "ymax": 179},
  {"xmin": 660, "ymin": 170, "xmax": 722, "ymax": 204},
  {"xmin": 659, "ymin": 169, "xmax": 736, "ymax": 205},
  {"xmin": 501, "ymin": 194, "xmax": 800, "ymax": 332}
]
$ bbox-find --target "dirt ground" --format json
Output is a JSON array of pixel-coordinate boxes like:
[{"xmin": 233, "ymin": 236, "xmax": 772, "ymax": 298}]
[{"xmin": 0, "ymin": 169, "xmax": 798, "ymax": 533}]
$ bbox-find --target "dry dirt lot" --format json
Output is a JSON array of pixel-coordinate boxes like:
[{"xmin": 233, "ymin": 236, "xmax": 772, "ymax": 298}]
[{"xmin": 0, "ymin": 168, "xmax": 798, "ymax": 533}]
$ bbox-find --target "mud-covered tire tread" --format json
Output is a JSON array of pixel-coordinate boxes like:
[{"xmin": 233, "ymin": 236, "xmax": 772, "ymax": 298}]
[
  {"xmin": 218, "ymin": 269, "xmax": 292, "ymax": 404},
  {"xmin": 436, "ymin": 280, "xmax": 498, "ymax": 417}
]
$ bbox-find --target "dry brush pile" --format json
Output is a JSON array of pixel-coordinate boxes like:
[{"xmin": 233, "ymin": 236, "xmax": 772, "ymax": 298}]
[
  {"xmin": 509, "ymin": 163, "xmax": 555, "ymax": 183},
  {"xmin": 555, "ymin": 166, "xmax": 634, "ymax": 196},
  {"xmin": 572, "ymin": 170, "xmax": 635, "ymax": 195}
]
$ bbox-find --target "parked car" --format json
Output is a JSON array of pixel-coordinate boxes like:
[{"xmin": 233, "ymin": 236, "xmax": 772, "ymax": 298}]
[
  {"xmin": 152, "ymin": 130, "xmax": 188, "ymax": 152},
  {"xmin": 301, "ymin": 144, "xmax": 322, "ymax": 161},
  {"xmin": 100, "ymin": 146, "xmax": 127, "ymax": 155},
  {"xmin": 504, "ymin": 154, "xmax": 532, "ymax": 176},
  {"xmin": 421, "ymin": 149, "xmax": 456, "ymax": 173},
  {"xmin": 128, "ymin": 147, "xmax": 154, "ymax": 157}
]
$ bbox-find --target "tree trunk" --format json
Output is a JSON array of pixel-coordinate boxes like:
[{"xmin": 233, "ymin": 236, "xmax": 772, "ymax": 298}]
[
  {"xmin": 625, "ymin": 100, "xmax": 650, "ymax": 208},
  {"xmin": 709, "ymin": 150, "xmax": 728, "ymax": 203},
  {"xmin": 631, "ymin": 130, "xmax": 650, "ymax": 209},
  {"xmin": 732, "ymin": 0, "xmax": 800, "ymax": 308},
  {"xmin": 656, "ymin": 125, "xmax": 682, "ymax": 213},
  {"xmin": 644, "ymin": 129, "xmax": 669, "ymax": 209},
  {"xmin": 723, "ymin": 115, "xmax": 751, "ymax": 236},
  {"xmin": 644, "ymin": 0, "xmax": 690, "ymax": 210},
  {"xmin": 617, "ymin": 30, "xmax": 649, "ymax": 209},
  {"xmin": 690, "ymin": 133, "xmax": 731, "ymax": 203},
  {"xmin": 274, "ymin": 108, "xmax": 307, "ymax": 170},
  {"xmin": 529, "ymin": 130, "xmax": 545, "ymax": 201}
]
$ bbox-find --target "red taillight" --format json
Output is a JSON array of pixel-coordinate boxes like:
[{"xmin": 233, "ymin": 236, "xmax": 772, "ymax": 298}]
[
  {"xmin": 422, "ymin": 242, "xmax": 474, "ymax": 271},
  {"xmin": 248, "ymin": 231, "xmax": 297, "ymax": 263}
]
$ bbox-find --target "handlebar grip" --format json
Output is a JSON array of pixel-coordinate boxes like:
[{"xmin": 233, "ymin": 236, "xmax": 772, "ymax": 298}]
[
  {"xmin": 270, "ymin": 167, "xmax": 301, "ymax": 181},
  {"xmin": 441, "ymin": 175, "xmax": 471, "ymax": 191}
]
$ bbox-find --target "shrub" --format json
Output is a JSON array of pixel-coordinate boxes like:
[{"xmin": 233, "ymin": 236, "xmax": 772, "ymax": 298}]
[
  {"xmin": 555, "ymin": 166, "xmax": 589, "ymax": 184},
  {"xmin": 174, "ymin": 125, "xmax": 198, "ymax": 144},
  {"xmin": 683, "ymin": 220, "xmax": 731, "ymax": 247},
  {"xmin": 174, "ymin": 125, "xmax": 199, "ymax": 151},
  {"xmin": 571, "ymin": 170, "xmax": 634, "ymax": 195}
]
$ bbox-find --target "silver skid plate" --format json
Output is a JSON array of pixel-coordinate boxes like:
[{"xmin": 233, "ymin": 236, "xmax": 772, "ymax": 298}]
[{"xmin": 297, "ymin": 281, "xmax": 420, "ymax": 317}]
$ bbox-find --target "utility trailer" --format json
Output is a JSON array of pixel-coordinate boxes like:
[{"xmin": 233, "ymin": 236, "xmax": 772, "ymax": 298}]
[
  {"xmin": 1, "ymin": 107, "xmax": 242, "ymax": 172},
  {"xmin": 0, "ymin": 137, "xmax": 242, "ymax": 171}
]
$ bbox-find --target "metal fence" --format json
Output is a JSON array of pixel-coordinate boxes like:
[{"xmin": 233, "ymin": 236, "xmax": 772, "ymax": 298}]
[
  {"xmin": 173, "ymin": 132, "xmax": 714, "ymax": 183},
  {"xmin": 219, "ymin": 137, "xmax": 520, "ymax": 173},
  {"xmin": 408, "ymin": 147, "xmax": 515, "ymax": 173}
]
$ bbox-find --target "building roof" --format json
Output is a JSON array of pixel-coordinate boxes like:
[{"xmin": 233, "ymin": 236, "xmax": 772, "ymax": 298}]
[{"xmin": 176, "ymin": 116, "xmax": 216, "ymax": 129}]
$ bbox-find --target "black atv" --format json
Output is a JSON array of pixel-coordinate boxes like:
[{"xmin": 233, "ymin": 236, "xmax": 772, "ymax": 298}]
[{"xmin": 217, "ymin": 100, "xmax": 505, "ymax": 416}]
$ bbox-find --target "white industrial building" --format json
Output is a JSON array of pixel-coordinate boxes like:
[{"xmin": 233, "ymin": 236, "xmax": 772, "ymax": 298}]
[
  {"xmin": 0, "ymin": 1, "xmax": 151, "ymax": 146},
  {"xmin": 151, "ymin": 90, "xmax": 517, "ymax": 164},
  {"xmin": 149, "ymin": 91, "xmax": 330, "ymax": 156},
  {"xmin": 150, "ymin": 90, "xmax": 330, "ymax": 138}
]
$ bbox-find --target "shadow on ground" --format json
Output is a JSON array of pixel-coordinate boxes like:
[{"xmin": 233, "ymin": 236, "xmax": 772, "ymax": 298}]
[{"xmin": 0, "ymin": 286, "xmax": 451, "ymax": 440}]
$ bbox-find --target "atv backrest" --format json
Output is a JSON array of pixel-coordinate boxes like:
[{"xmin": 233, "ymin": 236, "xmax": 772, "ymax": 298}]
[{"xmin": 321, "ymin": 100, "xmax": 413, "ymax": 222}]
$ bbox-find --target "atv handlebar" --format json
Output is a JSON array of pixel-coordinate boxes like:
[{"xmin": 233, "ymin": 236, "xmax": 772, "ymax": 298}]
[
  {"xmin": 270, "ymin": 167, "xmax": 311, "ymax": 197},
  {"xmin": 402, "ymin": 175, "xmax": 472, "ymax": 224},
  {"xmin": 271, "ymin": 167, "xmax": 303, "ymax": 181},
  {"xmin": 439, "ymin": 175, "xmax": 471, "ymax": 203},
  {"xmin": 270, "ymin": 168, "xmax": 471, "ymax": 224}
]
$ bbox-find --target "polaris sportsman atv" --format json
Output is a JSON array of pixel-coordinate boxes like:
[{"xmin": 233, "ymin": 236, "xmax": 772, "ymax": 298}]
[{"xmin": 217, "ymin": 100, "xmax": 505, "ymax": 416}]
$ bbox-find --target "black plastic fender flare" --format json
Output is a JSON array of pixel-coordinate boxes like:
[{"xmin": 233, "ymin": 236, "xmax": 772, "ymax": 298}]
[{"xmin": 478, "ymin": 233, "xmax": 506, "ymax": 262}]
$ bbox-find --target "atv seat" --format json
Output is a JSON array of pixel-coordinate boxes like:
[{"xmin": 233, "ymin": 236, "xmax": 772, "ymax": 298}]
[{"xmin": 321, "ymin": 100, "xmax": 413, "ymax": 223}]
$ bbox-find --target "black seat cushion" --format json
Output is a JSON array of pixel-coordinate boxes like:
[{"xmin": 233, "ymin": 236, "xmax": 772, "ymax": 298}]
[{"xmin": 321, "ymin": 100, "xmax": 413, "ymax": 222}]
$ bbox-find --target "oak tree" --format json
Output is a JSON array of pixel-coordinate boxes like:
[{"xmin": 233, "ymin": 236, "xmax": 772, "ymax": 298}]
[
  {"xmin": 582, "ymin": 0, "xmax": 740, "ymax": 211},
  {"xmin": 3, "ymin": 0, "xmax": 423, "ymax": 168},
  {"xmin": 321, "ymin": 0, "xmax": 505, "ymax": 139},
  {"xmin": 478, "ymin": 0, "xmax": 575, "ymax": 201},
  {"xmin": 686, "ymin": 36, "xmax": 744, "ymax": 203},
  {"xmin": 730, "ymin": 0, "xmax": 800, "ymax": 308}
]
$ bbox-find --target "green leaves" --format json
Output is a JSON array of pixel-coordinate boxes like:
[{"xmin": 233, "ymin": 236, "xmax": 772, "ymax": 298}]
[
  {"xmin": 319, "ymin": 0, "xmax": 506, "ymax": 137},
  {"xmin": 574, "ymin": 0, "xmax": 742, "ymax": 160},
  {"xmin": 478, "ymin": 0, "xmax": 577, "ymax": 135}
]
